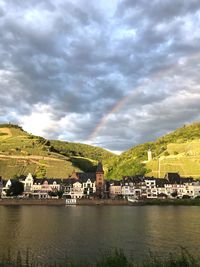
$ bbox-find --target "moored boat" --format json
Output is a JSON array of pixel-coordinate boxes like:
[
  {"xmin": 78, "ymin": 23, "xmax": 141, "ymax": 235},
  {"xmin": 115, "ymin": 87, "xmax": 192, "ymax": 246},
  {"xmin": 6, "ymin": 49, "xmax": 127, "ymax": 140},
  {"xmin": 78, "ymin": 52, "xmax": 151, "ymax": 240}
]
[
  {"xmin": 127, "ymin": 197, "xmax": 138, "ymax": 203},
  {"xmin": 65, "ymin": 199, "xmax": 77, "ymax": 205}
]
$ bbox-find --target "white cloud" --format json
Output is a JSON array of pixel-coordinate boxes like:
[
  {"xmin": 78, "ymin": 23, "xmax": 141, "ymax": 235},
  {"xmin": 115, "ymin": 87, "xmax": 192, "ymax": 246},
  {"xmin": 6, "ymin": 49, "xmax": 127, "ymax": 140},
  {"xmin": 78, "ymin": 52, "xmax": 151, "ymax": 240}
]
[
  {"xmin": 0, "ymin": 0, "xmax": 200, "ymax": 151},
  {"xmin": 20, "ymin": 104, "xmax": 57, "ymax": 137}
]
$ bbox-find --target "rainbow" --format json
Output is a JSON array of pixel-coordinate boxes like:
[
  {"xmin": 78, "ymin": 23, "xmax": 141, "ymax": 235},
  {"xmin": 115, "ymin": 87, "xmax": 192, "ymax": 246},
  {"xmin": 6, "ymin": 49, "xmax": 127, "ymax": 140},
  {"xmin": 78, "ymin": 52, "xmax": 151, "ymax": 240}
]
[
  {"xmin": 88, "ymin": 88, "xmax": 143, "ymax": 140},
  {"xmin": 88, "ymin": 53, "xmax": 199, "ymax": 141}
]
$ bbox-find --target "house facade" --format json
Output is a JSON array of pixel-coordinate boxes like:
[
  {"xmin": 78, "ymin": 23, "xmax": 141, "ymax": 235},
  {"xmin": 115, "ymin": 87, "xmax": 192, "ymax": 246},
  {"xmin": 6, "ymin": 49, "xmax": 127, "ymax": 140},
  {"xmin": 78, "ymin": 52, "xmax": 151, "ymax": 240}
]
[
  {"xmin": 1, "ymin": 169, "xmax": 200, "ymax": 200},
  {"xmin": 109, "ymin": 181, "xmax": 122, "ymax": 199}
]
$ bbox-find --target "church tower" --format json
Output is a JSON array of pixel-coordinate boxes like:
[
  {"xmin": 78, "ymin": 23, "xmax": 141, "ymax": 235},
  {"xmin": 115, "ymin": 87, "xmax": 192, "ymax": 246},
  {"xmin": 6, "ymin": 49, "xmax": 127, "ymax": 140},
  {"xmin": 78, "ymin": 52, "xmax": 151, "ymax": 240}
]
[
  {"xmin": 96, "ymin": 161, "xmax": 104, "ymax": 198},
  {"xmin": 148, "ymin": 148, "xmax": 152, "ymax": 161}
]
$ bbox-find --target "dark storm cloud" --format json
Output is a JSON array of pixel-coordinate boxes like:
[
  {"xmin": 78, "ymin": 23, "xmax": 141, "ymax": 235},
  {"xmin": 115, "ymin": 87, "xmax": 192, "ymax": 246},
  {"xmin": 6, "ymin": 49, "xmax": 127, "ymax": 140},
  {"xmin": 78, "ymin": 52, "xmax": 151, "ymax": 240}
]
[
  {"xmin": 0, "ymin": 0, "xmax": 200, "ymax": 151},
  {"xmin": 117, "ymin": 0, "xmax": 200, "ymax": 23}
]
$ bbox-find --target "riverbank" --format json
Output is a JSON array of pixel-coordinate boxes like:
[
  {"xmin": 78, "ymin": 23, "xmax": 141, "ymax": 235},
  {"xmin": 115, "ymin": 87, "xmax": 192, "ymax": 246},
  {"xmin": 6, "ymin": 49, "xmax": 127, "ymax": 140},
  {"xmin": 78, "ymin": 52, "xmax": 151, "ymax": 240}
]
[
  {"xmin": 0, "ymin": 198, "xmax": 66, "ymax": 205},
  {"xmin": 140, "ymin": 198, "xmax": 200, "ymax": 206},
  {"xmin": 0, "ymin": 198, "xmax": 129, "ymax": 206},
  {"xmin": 1, "ymin": 198, "xmax": 200, "ymax": 206}
]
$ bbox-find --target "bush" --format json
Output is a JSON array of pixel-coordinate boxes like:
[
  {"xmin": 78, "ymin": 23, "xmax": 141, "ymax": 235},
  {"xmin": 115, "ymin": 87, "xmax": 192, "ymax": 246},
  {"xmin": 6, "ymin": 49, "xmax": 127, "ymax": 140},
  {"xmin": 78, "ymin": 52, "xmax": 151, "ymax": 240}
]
[
  {"xmin": 164, "ymin": 151, "xmax": 170, "ymax": 156},
  {"xmin": 182, "ymin": 195, "xmax": 190, "ymax": 199}
]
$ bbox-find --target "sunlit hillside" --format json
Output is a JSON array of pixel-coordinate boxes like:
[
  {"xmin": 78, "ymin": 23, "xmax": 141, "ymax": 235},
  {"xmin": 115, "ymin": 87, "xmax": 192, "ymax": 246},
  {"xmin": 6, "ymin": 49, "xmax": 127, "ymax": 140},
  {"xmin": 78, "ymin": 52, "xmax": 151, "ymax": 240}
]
[
  {"xmin": 0, "ymin": 124, "xmax": 114, "ymax": 179},
  {"xmin": 146, "ymin": 140, "xmax": 200, "ymax": 178},
  {"xmin": 105, "ymin": 122, "xmax": 200, "ymax": 179}
]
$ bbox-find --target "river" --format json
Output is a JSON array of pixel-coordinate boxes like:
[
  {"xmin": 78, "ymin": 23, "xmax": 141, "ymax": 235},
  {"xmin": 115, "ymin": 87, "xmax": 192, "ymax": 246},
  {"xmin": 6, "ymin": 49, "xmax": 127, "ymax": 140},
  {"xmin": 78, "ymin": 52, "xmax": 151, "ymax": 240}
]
[{"xmin": 0, "ymin": 205, "xmax": 200, "ymax": 264}]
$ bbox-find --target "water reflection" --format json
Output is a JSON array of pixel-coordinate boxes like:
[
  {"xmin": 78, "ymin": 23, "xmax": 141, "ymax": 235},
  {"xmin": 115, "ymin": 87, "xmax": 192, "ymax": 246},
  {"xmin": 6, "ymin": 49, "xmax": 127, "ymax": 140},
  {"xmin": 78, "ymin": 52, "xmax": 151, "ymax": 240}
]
[{"xmin": 0, "ymin": 206, "xmax": 200, "ymax": 264}]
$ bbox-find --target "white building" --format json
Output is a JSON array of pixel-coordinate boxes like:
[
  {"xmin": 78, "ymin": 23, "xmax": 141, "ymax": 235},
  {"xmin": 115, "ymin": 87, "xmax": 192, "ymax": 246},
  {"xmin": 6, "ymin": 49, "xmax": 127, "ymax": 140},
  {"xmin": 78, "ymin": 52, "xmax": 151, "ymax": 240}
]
[
  {"xmin": 144, "ymin": 179, "xmax": 157, "ymax": 198},
  {"xmin": 22, "ymin": 173, "xmax": 34, "ymax": 192}
]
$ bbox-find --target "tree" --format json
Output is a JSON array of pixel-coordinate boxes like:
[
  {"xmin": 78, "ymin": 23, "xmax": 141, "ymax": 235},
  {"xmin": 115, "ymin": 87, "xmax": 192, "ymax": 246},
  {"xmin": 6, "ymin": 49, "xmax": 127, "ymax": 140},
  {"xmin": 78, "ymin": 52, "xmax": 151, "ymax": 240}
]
[
  {"xmin": 182, "ymin": 195, "xmax": 190, "ymax": 199},
  {"xmin": 48, "ymin": 190, "xmax": 64, "ymax": 198},
  {"xmin": 35, "ymin": 165, "xmax": 46, "ymax": 178},
  {"xmin": 164, "ymin": 151, "xmax": 170, "ymax": 156},
  {"xmin": 7, "ymin": 180, "xmax": 24, "ymax": 196},
  {"xmin": 171, "ymin": 191, "xmax": 178, "ymax": 198}
]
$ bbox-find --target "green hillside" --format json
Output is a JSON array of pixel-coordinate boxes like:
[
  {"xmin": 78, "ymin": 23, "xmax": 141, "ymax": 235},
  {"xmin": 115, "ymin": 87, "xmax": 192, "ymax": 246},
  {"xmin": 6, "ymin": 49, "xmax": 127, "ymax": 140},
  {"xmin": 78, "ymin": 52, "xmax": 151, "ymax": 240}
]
[
  {"xmin": 0, "ymin": 124, "xmax": 114, "ymax": 179},
  {"xmin": 1, "ymin": 122, "xmax": 200, "ymax": 180},
  {"xmin": 106, "ymin": 122, "xmax": 200, "ymax": 179},
  {"xmin": 50, "ymin": 140, "xmax": 114, "ymax": 161}
]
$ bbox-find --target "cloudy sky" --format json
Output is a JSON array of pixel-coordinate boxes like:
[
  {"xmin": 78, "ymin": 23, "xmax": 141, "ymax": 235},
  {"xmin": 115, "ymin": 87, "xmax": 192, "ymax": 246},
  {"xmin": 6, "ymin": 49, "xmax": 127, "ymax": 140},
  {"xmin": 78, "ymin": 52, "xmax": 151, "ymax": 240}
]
[{"xmin": 0, "ymin": 0, "xmax": 200, "ymax": 153}]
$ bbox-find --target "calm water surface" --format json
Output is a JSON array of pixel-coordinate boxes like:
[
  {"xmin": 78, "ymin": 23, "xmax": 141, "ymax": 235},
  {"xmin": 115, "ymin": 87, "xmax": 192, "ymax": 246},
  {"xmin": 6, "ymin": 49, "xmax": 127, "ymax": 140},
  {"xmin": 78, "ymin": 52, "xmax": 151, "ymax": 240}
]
[{"xmin": 0, "ymin": 206, "xmax": 200, "ymax": 264}]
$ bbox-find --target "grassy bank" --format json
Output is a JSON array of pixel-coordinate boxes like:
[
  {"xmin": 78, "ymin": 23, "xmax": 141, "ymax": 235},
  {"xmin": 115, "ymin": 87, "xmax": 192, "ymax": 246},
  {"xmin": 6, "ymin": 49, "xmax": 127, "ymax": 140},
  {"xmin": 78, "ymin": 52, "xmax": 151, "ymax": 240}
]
[
  {"xmin": 142, "ymin": 198, "xmax": 200, "ymax": 206},
  {"xmin": 0, "ymin": 249, "xmax": 200, "ymax": 267}
]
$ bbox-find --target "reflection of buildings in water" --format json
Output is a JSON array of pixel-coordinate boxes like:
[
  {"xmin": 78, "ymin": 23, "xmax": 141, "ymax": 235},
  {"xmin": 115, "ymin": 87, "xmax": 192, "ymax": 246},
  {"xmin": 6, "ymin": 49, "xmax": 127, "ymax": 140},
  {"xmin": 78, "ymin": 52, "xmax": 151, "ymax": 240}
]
[{"xmin": 0, "ymin": 206, "xmax": 23, "ymax": 253}]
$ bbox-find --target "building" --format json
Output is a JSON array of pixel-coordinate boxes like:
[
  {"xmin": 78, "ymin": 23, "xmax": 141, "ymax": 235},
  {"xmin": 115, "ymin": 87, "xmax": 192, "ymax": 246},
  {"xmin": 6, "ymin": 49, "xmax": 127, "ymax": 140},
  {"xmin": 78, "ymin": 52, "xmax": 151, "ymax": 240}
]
[
  {"xmin": 0, "ymin": 177, "xmax": 3, "ymax": 195},
  {"xmin": 144, "ymin": 178, "xmax": 157, "ymax": 198},
  {"xmin": 121, "ymin": 177, "xmax": 135, "ymax": 198},
  {"xmin": 22, "ymin": 173, "xmax": 34, "ymax": 193},
  {"xmin": 147, "ymin": 149, "xmax": 152, "ymax": 161},
  {"xmin": 95, "ymin": 162, "xmax": 105, "ymax": 198},
  {"xmin": 1, "ymin": 179, "xmax": 12, "ymax": 197},
  {"xmin": 109, "ymin": 180, "xmax": 122, "ymax": 199}
]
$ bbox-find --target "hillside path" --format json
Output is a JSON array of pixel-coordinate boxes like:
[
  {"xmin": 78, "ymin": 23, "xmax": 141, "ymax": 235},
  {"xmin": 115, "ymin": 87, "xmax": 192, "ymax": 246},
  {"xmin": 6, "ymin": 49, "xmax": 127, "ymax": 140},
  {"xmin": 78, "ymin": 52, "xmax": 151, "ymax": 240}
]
[{"xmin": 0, "ymin": 154, "xmax": 64, "ymax": 161}]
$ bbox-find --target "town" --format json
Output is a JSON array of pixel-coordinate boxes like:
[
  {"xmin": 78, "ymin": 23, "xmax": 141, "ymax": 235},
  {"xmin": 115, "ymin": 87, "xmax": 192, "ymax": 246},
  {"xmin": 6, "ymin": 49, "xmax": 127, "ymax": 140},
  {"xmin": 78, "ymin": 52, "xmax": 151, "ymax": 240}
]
[{"xmin": 0, "ymin": 160, "xmax": 200, "ymax": 202}]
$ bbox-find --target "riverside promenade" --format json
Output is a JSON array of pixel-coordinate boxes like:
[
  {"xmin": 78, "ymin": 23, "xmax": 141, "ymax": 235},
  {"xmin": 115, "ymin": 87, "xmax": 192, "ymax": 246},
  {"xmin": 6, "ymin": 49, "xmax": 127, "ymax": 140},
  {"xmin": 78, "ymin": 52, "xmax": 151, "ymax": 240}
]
[
  {"xmin": 1, "ymin": 198, "xmax": 200, "ymax": 206},
  {"xmin": 0, "ymin": 198, "xmax": 130, "ymax": 206}
]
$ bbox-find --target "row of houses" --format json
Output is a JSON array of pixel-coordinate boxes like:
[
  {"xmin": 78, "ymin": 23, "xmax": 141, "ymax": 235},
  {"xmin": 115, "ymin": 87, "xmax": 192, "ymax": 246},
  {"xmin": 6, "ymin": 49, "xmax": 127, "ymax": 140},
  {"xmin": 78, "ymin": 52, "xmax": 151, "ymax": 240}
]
[
  {"xmin": 0, "ymin": 162, "xmax": 105, "ymax": 199},
  {"xmin": 0, "ymin": 166, "xmax": 200, "ymax": 200},
  {"xmin": 109, "ymin": 173, "xmax": 200, "ymax": 199}
]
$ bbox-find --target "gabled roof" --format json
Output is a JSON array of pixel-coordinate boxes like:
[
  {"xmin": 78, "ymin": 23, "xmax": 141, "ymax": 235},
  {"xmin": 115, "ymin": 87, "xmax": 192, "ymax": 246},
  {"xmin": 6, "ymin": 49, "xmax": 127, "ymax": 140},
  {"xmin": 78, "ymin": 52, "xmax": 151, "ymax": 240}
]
[
  {"xmin": 62, "ymin": 178, "xmax": 71, "ymax": 184},
  {"xmin": 46, "ymin": 179, "xmax": 62, "ymax": 185},
  {"xmin": 144, "ymin": 177, "xmax": 156, "ymax": 181},
  {"xmin": 164, "ymin": 172, "xmax": 181, "ymax": 184},
  {"xmin": 76, "ymin": 172, "xmax": 96, "ymax": 182},
  {"xmin": 165, "ymin": 172, "xmax": 180, "ymax": 179},
  {"xmin": 62, "ymin": 178, "xmax": 80, "ymax": 185},
  {"xmin": 109, "ymin": 180, "xmax": 121, "ymax": 186},
  {"xmin": 122, "ymin": 176, "xmax": 143, "ymax": 185},
  {"xmin": 3, "ymin": 180, "xmax": 7, "ymax": 186},
  {"xmin": 33, "ymin": 178, "xmax": 43, "ymax": 184},
  {"xmin": 180, "ymin": 177, "xmax": 194, "ymax": 184},
  {"xmin": 156, "ymin": 178, "xmax": 169, "ymax": 187}
]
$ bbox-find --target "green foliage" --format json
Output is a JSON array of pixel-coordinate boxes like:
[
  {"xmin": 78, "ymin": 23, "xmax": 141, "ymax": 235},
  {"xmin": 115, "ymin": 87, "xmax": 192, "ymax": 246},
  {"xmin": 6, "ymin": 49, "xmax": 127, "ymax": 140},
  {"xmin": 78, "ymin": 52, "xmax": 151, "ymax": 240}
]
[
  {"xmin": 96, "ymin": 250, "xmax": 131, "ymax": 267},
  {"xmin": 105, "ymin": 156, "xmax": 147, "ymax": 179},
  {"xmin": 48, "ymin": 190, "xmax": 64, "ymax": 198},
  {"xmin": 1, "ymin": 122, "xmax": 200, "ymax": 180},
  {"xmin": 0, "ymin": 133, "xmax": 8, "ymax": 136},
  {"xmin": 50, "ymin": 140, "xmax": 114, "ymax": 161},
  {"xmin": 0, "ymin": 124, "xmax": 111, "ymax": 179},
  {"xmin": 123, "ymin": 122, "xmax": 200, "ymax": 159},
  {"xmin": 71, "ymin": 157, "xmax": 97, "ymax": 172},
  {"xmin": 164, "ymin": 151, "xmax": 170, "ymax": 156},
  {"xmin": 35, "ymin": 165, "xmax": 46, "ymax": 178},
  {"xmin": 107, "ymin": 122, "xmax": 200, "ymax": 179},
  {"xmin": 0, "ymin": 124, "xmax": 24, "ymax": 130},
  {"xmin": 171, "ymin": 191, "xmax": 178, "ymax": 198},
  {"xmin": 7, "ymin": 180, "xmax": 24, "ymax": 196},
  {"xmin": 0, "ymin": 248, "xmax": 200, "ymax": 267}
]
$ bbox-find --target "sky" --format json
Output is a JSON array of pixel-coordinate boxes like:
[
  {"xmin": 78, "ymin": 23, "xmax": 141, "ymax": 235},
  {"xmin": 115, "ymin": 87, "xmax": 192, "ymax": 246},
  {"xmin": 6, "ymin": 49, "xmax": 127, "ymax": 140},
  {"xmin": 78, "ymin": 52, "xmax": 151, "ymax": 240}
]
[{"xmin": 0, "ymin": 0, "xmax": 200, "ymax": 153}]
